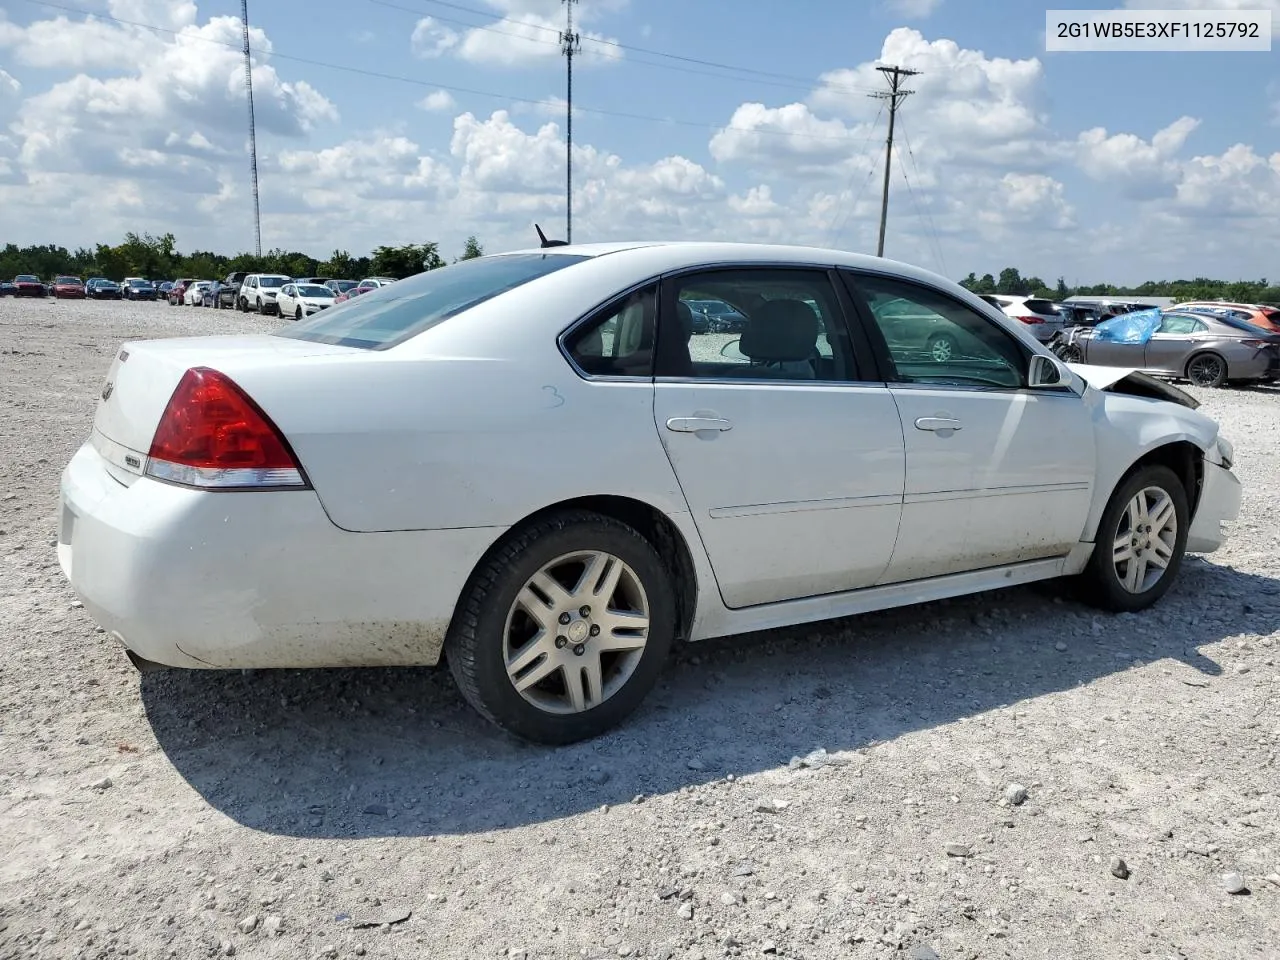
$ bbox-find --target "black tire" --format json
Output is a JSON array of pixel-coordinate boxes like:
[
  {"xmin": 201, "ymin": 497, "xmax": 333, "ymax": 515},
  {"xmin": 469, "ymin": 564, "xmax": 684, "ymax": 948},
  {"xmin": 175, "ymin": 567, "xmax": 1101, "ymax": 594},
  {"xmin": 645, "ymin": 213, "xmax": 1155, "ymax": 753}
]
[
  {"xmin": 1185, "ymin": 352, "xmax": 1226, "ymax": 388},
  {"xmin": 926, "ymin": 333, "xmax": 958, "ymax": 363},
  {"xmin": 1076, "ymin": 464, "xmax": 1189, "ymax": 613},
  {"xmin": 294, "ymin": 305, "xmax": 302, "ymax": 320},
  {"xmin": 1057, "ymin": 344, "xmax": 1084, "ymax": 363},
  {"xmin": 446, "ymin": 510, "xmax": 676, "ymax": 744}
]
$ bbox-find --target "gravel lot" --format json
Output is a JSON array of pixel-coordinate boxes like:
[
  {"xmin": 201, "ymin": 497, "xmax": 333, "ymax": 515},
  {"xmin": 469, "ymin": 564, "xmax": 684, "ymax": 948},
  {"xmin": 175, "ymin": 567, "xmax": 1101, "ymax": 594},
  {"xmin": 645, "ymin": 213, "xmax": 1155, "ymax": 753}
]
[{"xmin": 2, "ymin": 297, "xmax": 1278, "ymax": 960}]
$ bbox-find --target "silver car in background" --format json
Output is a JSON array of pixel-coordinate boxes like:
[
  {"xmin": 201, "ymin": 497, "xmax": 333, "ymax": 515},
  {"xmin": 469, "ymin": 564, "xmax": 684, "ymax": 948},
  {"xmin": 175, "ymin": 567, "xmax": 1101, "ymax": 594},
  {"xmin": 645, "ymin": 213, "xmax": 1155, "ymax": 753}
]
[{"xmin": 1056, "ymin": 310, "xmax": 1280, "ymax": 388}]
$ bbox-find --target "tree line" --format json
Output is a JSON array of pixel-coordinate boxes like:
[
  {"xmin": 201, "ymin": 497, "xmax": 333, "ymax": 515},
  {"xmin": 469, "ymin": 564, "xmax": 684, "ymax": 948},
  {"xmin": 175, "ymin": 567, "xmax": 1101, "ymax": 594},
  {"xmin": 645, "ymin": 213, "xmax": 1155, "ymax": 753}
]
[
  {"xmin": 4, "ymin": 237, "xmax": 1276, "ymax": 304},
  {"xmin": 0, "ymin": 233, "xmax": 486, "ymax": 283},
  {"xmin": 959, "ymin": 266, "xmax": 1280, "ymax": 304}
]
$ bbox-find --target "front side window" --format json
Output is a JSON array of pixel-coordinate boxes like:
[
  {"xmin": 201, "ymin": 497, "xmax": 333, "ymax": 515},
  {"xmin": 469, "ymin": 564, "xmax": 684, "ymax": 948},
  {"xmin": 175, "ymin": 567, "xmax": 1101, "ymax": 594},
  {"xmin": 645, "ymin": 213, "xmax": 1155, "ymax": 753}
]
[
  {"xmin": 279, "ymin": 252, "xmax": 589, "ymax": 350},
  {"xmin": 1157, "ymin": 314, "xmax": 1202, "ymax": 335},
  {"xmin": 847, "ymin": 272, "xmax": 1026, "ymax": 389},
  {"xmin": 564, "ymin": 285, "xmax": 656, "ymax": 378},
  {"xmin": 656, "ymin": 268, "xmax": 852, "ymax": 382}
]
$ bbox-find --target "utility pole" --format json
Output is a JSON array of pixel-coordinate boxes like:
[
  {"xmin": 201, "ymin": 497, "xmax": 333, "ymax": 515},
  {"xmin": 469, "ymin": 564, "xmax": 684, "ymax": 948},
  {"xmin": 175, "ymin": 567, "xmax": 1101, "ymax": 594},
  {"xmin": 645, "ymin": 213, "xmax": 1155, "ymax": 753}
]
[
  {"xmin": 870, "ymin": 64, "xmax": 918, "ymax": 258},
  {"xmin": 560, "ymin": 0, "xmax": 580, "ymax": 243},
  {"xmin": 241, "ymin": 0, "xmax": 262, "ymax": 257}
]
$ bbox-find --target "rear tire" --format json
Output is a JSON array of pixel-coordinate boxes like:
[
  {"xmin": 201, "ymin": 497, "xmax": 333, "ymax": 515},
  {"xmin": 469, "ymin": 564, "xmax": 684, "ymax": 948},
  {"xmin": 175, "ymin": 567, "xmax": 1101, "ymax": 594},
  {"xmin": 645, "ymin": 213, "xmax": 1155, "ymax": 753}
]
[
  {"xmin": 926, "ymin": 333, "xmax": 958, "ymax": 363},
  {"xmin": 1186, "ymin": 352, "xmax": 1226, "ymax": 388},
  {"xmin": 1076, "ymin": 464, "xmax": 1189, "ymax": 613},
  {"xmin": 446, "ymin": 511, "xmax": 675, "ymax": 744}
]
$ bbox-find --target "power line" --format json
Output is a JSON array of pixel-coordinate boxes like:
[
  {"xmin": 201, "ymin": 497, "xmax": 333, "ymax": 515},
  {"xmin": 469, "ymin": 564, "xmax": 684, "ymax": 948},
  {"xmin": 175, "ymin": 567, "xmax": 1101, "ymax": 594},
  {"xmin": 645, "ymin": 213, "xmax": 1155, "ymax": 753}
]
[
  {"xmin": 19, "ymin": 0, "xmax": 874, "ymax": 146},
  {"xmin": 897, "ymin": 116, "xmax": 947, "ymax": 276},
  {"xmin": 823, "ymin": 102, "xmax": 884, "ymax": 247},
  {"xmin": 397, "ymin": 0, "xmax": 879, "ymax": 95},
  {"xmin": 869, "ymin": 64, "xmax": 919, "ymax": 258}
]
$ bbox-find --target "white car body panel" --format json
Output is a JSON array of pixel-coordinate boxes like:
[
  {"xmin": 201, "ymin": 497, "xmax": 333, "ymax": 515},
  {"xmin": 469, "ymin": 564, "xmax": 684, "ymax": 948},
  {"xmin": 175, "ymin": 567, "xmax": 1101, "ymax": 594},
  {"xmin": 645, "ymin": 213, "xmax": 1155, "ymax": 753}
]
[
  {"xmin": 653, "ymin": 381, "xmax": 905, "ymax": 608},
  {"xmin": 57, "ymin": 242, "xmax": 1242, "ymax": 672}
]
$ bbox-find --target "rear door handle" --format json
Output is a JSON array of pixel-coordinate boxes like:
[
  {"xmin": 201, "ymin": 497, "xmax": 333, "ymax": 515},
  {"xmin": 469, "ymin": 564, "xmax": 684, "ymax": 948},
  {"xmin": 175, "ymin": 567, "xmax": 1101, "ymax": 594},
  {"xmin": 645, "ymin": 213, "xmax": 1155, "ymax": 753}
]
[
  {"xmin": 915, "ymin": 417, "xmax": 962, "ymax": 432},
  {"xmin": 666, "ymin": 417, "xmax": 733, "ymax": 433}
]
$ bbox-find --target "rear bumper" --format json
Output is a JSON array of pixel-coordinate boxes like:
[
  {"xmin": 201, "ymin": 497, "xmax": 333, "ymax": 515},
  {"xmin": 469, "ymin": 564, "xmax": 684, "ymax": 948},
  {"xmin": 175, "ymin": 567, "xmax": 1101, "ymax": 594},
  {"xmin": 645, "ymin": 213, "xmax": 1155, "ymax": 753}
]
[
  {"xmin": 58, "ymin": 441, "xmax": 505, "ymax": 670},
  {"xmin": 1186, "ymin": 460, "xmax": 1241, "ymax": 553}
]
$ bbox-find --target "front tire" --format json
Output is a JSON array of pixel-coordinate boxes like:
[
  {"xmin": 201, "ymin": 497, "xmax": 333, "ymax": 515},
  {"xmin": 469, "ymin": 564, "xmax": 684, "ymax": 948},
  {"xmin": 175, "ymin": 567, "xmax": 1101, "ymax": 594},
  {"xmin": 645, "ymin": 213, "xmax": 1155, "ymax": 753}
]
[
  {"xmin": 1077, "ymin": 464, "xmax": 1189, "ymax": 613},
  {"xmin": 446, "ymin": 511, "xmax": 676, "ymax": 744}
]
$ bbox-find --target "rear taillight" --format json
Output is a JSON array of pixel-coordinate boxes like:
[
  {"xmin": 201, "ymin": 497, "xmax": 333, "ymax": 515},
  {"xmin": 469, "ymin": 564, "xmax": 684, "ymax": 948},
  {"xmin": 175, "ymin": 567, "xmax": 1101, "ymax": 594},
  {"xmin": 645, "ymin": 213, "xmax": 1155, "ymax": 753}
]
[
  {"xmin": 1014, "ymin": 315, "xmax": 1045, "ymax": 325},
  {"xmin": 145, "ymin": 367, "xmax": 308, "ymax": 490}
]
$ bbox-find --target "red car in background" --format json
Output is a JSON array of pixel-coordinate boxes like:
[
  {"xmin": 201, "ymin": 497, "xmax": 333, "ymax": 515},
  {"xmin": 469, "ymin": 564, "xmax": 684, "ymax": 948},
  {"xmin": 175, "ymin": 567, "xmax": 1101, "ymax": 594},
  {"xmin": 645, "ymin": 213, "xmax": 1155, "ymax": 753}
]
[
  {"xmin": 333, "ymin": 276, "xmax": 397, "ymax": 304},
  {"xmin": 12, "ymin": 275, "xmax": 45, "ymax": 297},
  {"xmin": 167, "ymin": 278, "xmax": 197, "ymax": 306},
  {"xmin": 52, "ymin": 276, "xmax": 86, "ymax": 299}
]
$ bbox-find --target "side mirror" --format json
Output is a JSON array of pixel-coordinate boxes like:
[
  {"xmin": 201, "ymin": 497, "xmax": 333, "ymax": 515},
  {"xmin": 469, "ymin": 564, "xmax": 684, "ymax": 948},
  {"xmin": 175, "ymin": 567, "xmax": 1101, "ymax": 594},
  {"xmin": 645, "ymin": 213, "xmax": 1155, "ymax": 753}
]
[{"xmin": 1028, "ymin": 354, "xmax": 1068, "ymax": 387}]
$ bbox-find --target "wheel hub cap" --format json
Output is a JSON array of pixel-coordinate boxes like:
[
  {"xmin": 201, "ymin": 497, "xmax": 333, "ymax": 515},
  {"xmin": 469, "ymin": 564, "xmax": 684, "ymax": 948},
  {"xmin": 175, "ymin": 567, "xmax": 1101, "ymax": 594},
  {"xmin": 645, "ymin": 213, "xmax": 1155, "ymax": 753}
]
[
  {"xmin": 503, "ymin": 550, "xmax": 651, "ymax": 715},
  {"xmin": 1113, "ymin": 487, "xmax": 1177, "ymax": 594}
]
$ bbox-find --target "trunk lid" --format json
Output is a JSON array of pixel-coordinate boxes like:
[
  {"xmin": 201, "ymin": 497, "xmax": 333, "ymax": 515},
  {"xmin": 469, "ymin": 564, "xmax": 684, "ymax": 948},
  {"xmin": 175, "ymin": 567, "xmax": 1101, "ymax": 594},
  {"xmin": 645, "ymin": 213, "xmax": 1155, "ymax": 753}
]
[{"xmin": 91, "ymin": 335, "xmax": 358, "ymax": 481}]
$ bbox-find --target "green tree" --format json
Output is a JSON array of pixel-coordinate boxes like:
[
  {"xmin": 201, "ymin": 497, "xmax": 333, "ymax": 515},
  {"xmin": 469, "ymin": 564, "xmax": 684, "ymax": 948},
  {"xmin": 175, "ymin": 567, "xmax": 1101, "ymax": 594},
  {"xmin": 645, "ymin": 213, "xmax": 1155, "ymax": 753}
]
[
  {"xmin": 996, "ymin": 267, "xmax": 1027, "ymax": 296},
  {"xmin": 975, "ymin": 273, "xmax": 997, "ymax": 294},
  {"xmin": 321, "ymin": 249, "xmax": 356, "ymax": 279},
  {"xmin": 1055, "ymin": 277, "xmax": 1069, "ymax": 299},
  {"xmin": 459, "ymin": 236, "xmax": 484, "ymax": 261},
  {"xmin": 371, "ymin": 242, "xmax": 446, "ymax": 279},
  {"xmin": 958, "ymin": 272, "xmax": 979, "ymax": 291}
]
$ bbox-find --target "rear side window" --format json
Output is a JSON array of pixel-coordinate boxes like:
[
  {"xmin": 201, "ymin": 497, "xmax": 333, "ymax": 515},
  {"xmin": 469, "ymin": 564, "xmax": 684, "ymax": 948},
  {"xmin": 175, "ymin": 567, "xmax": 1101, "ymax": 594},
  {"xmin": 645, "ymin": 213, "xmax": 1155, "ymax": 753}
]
[
  {"xmin": 564, "ymin": 284, "xmax": 657, "ymax": 377},
  {"xmin": 278, "ymin": 254, "xmax": 590, "ymax": 350}
]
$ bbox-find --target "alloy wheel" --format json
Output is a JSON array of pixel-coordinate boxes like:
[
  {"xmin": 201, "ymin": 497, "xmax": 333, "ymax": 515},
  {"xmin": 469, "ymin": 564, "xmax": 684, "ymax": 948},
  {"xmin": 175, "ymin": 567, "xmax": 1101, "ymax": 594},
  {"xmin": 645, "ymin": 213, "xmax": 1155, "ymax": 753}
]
[
  {"xmin": 502, "ymin": 551, "xmax": 650, "ymax": 715},
  {"xmin": 1112, "ymin": 485, "xmax": 1178, "ymax": 594}
]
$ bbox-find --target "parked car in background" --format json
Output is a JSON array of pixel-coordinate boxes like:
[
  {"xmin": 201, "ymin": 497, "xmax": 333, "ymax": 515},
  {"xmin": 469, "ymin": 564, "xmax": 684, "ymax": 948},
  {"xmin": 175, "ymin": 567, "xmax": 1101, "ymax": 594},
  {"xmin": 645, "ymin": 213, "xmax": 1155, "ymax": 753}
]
[
  {"xmin": 122, "ymin": 277, "xmax": 145, "ymax": 291},
  {"xmin": 201, "ymin": 281, "xmax": 222, "ymax": 308},
  {"xmin": 56, "ymin": 241, "xmax": 1242, "ymax": 744},
  {"xmin": 980, "ymin": 295, "xmax": 1064, "ymax": 343},
  {"xmin": 0, "ymin": 281, "xmax": 15, "ymax": 297},
  {"xmin": 1172, "ymin": 301, "xmax": 1280, "ymax": 334},
  {"xmin": 217, "ymin": 272, "xmax": 250, "ymax": 309},
  {"xmin": 123, "ymin": 279, "xmax": 156, "ymax": 301},
  {"xmin": 13, "ymin": 275, "xmax": 45, "ymax": 297},
  {"xmin": 238, "ymin": 273, "xmax": 291, "ymax": 314},
  {"xmin": 333, "ymin": 277, "xmax": 397, "ymax": 304},
  {"xmin": 156, "ymin": 281, "xmax": 174, "ymax": 300},
  {"xmin": 684, "ymin": 297, "xmax": 746, "ymax": 333},
  {"xmin": 324, "ymin": 279, "xmax": 358, "ymax": 297},
  {"xmin": 168, "ymin": 279, "xmax": 197, "ymax": 306},
  {"xmin": 276, "ymin": 281, "xmax": 337, "ymax": 319},
  {"xmin": 183, "ymin": 281, "xmax": 212, "ymax": 306},
  {"xmin": 52, "ymin": 276, "xmax": 86, "ymax": 299},
  {"xmin": 86, "ymin": 279, "xmax": 123, "ymax": 300},
  {"xmin": 1055, "ymin": 309, "xmax": 1280, "ymax": 387}
]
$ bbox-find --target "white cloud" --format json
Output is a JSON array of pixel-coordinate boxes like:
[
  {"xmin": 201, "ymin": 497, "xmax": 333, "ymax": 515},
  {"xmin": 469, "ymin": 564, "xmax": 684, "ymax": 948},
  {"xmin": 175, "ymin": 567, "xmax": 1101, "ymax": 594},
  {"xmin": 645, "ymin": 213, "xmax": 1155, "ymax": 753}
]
[
  {"xmin": 0, "ymin": 69, "xmax": 19, "ymax": 96},
  {"xmin": 1075, "ymin": 116, "xmax": 1200, "ymax": 197},
  {"xmin": 418, "ymin": 90, "xmax": 458, "ymax": 112},
  {"xmin": 409, "ymin": 0, "xmax": 624, "ymax": 67},
  {"xmin": 410, "ymin": 17, "xmax": 460, "ymax": 59},
  {"xmin": 1123, "ymin": 0, "xmax": 1280, "ymax": 36},
  {"xmin": 885, "ymin": 0, "xmax": 943, "ymax": 18}
]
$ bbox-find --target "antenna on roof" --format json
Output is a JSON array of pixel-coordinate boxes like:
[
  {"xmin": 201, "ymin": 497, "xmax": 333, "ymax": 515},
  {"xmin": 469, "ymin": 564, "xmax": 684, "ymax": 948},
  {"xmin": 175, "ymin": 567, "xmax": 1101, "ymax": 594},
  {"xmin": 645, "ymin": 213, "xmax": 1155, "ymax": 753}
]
[{"xmin": 535, "ymin": 223, "xmax": 570, "ymax": 248}]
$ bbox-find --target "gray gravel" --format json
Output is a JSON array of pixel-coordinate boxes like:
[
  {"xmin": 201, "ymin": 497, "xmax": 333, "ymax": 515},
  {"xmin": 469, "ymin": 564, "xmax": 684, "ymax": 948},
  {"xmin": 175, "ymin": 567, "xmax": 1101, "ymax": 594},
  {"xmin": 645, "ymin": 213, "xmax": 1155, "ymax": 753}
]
[{"xmin": 2, "ymin": 297, "xmax": 1279, "ymax": 959}]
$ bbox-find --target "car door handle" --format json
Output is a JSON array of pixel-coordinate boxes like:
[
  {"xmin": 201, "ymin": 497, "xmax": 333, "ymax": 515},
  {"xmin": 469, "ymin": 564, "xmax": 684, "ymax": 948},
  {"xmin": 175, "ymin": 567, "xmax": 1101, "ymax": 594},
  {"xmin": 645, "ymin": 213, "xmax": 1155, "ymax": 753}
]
[
  {"xmin": 666, "ymin": 417, "xmax": 733, "ymax": 433},
  {"xmin": 915, "ymin": 417, "xmax": 962, "ymax": 432}
]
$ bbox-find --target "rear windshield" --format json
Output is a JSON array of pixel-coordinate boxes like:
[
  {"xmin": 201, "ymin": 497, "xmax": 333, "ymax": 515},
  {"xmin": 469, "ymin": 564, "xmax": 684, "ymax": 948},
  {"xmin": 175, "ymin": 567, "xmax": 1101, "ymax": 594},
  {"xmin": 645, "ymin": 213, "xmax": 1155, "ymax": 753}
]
[
  {"xmin": 1024, "ymin": 299, "xmax": 1058, "ymax": 314},
  {"xmin": 277, "ymin": 253, "xmax": 589, "ymax": 350}
]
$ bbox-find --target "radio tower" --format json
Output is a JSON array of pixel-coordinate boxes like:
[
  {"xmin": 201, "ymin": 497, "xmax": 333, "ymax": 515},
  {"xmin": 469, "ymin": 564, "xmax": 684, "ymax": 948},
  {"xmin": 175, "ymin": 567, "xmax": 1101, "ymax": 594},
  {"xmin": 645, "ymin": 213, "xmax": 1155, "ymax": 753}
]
[
  {"xmin": 241, "ymin": 0, "xmax": 262, "ymax": 257},
  {"xmin": 560, "ymin": 0, "xmax": 580, "ymax": 243}
]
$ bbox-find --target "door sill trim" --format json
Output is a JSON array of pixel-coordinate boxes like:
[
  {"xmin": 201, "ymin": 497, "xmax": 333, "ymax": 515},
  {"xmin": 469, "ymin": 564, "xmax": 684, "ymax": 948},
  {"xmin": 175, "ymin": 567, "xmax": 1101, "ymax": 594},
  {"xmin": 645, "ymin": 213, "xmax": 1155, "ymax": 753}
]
[{"xmin": 694, "ymin": 556, "xmax": 1072, "ymax": 641}]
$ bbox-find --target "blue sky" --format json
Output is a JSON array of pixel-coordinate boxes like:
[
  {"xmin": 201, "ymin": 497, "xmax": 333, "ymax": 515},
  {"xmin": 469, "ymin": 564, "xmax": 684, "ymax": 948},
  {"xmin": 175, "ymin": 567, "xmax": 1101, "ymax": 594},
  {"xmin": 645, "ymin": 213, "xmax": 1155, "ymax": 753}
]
[{"xmin": 1, "ymin": 0, "xmax": 1278, "ymax": 283}]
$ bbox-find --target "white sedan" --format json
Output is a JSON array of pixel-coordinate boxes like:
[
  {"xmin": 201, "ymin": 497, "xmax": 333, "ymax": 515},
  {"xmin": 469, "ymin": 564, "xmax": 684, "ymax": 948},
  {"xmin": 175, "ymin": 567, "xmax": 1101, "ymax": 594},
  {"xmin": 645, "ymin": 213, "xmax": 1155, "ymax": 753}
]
[
  {"xmin": 276, "ymin": 281, "xmax": 337, "ymax": 320},
  {"xmin": 58, "ymin": 242, "xmax": 1241, "ymax": 744},
  {"xmin": 183, "ymin": 281, "xmax": 211, "ymax": 306}
]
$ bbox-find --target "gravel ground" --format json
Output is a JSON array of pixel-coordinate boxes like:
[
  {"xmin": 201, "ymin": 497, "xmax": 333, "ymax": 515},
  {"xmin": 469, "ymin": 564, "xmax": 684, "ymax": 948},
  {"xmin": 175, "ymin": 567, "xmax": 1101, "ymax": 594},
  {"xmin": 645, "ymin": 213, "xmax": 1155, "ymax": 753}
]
[{"xmin": 2, "ymin": 297, "xmax": 1279, "ymax": 960}]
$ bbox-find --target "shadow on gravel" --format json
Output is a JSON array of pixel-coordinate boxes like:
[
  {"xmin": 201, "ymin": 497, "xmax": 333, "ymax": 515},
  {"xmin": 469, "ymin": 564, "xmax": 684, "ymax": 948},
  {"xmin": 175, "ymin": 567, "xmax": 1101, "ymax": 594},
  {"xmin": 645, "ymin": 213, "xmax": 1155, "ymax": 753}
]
[{"xmin": 140, "ymin": 556, "xmax": 1277, "ymax": 839}]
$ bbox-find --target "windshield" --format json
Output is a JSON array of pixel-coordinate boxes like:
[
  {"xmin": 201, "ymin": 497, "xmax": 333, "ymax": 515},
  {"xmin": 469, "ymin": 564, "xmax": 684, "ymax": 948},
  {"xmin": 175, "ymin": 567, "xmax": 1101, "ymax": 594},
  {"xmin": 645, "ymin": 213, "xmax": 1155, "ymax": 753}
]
[
  {"xmin": 330, "ymin": 280, "xmax": 357, "ymax": 292},
  {"xmin": 277, "ymin": 253, "xmax": 589, "ymax": 350},
  {"xmin": 259, "ymin": 276, "xmax": 287, "ymax": 288},
  {"xmin": 296, "ymin": 284, "xmax": 334, "ymax": 298},
  {"xmin": 16, "ymin": 275, "xmax": 38, "ymax": 282},
  {"xmin": 128, "ymin": 279, "xmax": 151, "ymax": 286},
  {"xmin": 57, "ymin": 277, "xmax": 80, "ymax": 284}
]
